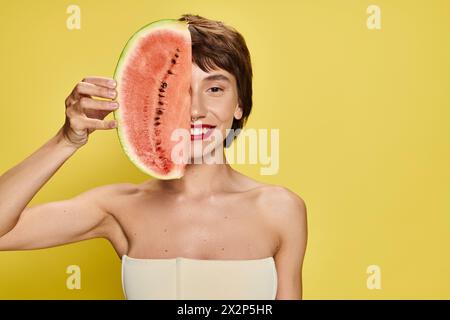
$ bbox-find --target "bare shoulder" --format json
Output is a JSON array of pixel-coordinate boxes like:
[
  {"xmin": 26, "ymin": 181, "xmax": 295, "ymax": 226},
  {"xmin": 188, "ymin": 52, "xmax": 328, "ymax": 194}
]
[
  {"xmin": 231, "ymin": 171, "xmax": 307, "ymax": 220},
  {"xmin": 255, "ymin": 185, "xmax": 307, "ymax": 221},
  {"xmin": 252, "ymin": 184, "xmax": 307, "ymax": 250},
  {"xmin": 81, "ymin": 182, "xmax": 141, "ymax": 256},
  {"xmin": 254, "ymin": 186, "xmax": 307, "ymax": 299}
]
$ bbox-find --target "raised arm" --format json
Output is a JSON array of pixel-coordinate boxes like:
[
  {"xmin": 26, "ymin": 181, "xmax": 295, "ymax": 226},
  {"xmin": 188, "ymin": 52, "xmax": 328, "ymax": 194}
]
[
  {"xmin": 0, "ymin": 185, "xmax": 121, "ymax": 251},
  {"xmin": 0, "ymin": 76, "xmax": 121, "ymax": 250}
]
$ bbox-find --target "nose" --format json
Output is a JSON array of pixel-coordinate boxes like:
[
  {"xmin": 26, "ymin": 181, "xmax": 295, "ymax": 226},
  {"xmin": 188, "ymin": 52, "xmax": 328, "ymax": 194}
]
[
  {"xmin": 190, "ymin": 86, "xmax": 207, "ymax": 123},
  {"xmin": 191, "ymin": 114, "xmax": 204, "ymax": 123}
]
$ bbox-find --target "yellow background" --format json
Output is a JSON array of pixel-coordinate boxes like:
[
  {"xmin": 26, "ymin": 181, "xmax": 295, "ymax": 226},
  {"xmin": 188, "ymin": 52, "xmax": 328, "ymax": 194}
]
[{"xmin": 0, "ymin": 0, "xmax": 449, "ymax": 299}]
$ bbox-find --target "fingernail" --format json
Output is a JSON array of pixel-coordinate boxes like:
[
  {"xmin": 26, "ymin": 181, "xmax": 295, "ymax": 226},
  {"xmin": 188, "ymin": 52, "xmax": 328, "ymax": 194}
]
[
  {"xmin": 108, "ymin": 90, "xmax": 116, "ymax": 98},
  {"xmin": 109, "ymin": 80, "xmax": 117, "ymax": 88},
  {"xmin": 110, "ymin": 120, "xmax": 117, "ymax": 128},
  {"xmin": 111, "ymin": 102, "xmax": 119, "ymax": 109}
]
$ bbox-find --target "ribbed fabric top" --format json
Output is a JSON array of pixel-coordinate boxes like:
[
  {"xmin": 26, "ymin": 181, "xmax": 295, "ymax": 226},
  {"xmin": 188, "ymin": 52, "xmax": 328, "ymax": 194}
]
[{"xmin": 121, "ymin": 254, "xmax": 278, "ymax": 300}]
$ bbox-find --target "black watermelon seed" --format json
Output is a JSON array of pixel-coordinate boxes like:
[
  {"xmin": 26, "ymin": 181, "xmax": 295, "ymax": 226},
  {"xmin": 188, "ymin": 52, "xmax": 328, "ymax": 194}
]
[
  {"xmin": 158, "ymin": 94, "xmax": 165, "ymax": 98},
  {"xmin": 156, "ymin": 110, "xmax": 163, "ymax": 115},
  {"xmin": 154, "ymin": 122, "xmax": 160, "ymax": 126},
  {"xmin": 154, "ymin": 117, "xmax": 160, "ymax": 121},
  {"xmin": 171, "ymin": 59, "xmax": 176, "ymax": 64},
  {"xmin": 159, "ymin": 88, "xmax": 165, "ymax": 93},
  {"xmin": 176, "ymin": 48, "xmax": 180, "ymax": 52},
  {"xmin": 161, "ymin": 82, "xmax": 167, "ymax": 88},
  {"xmin": 168, "ymin": 70, "xmax": 173, "ymax": 75},
  {"xmin": 175, "ymin": 53, "xmax": 179, "ymax": 58},
  {"xmin": 158, "ymin": 101, "xmax": 164, "ymax": 105}
]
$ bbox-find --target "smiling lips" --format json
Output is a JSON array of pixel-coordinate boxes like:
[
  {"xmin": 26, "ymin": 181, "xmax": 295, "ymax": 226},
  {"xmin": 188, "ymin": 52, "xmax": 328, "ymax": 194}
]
[{"xmin": 190, "ymin": 124, "xmax": 216, "ymax": 140}]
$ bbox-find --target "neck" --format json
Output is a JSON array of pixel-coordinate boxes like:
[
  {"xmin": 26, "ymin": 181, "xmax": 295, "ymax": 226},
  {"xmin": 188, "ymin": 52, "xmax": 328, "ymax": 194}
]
[{"xmin": 159, "ymin": 152, "xmax": 234, "ymax": 196}]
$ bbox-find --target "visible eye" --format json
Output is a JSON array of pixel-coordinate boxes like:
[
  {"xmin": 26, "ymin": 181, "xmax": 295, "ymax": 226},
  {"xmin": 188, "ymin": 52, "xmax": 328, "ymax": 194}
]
[{"xmin": 208, "ymin": 87, "xmax": 223, "ymax": 93}]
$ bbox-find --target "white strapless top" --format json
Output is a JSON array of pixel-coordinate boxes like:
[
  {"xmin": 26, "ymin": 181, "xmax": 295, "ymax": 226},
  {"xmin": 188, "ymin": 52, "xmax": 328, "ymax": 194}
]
[{"xmin": 121, "ymin": 255, "xmax": 278, "ymax": 300}]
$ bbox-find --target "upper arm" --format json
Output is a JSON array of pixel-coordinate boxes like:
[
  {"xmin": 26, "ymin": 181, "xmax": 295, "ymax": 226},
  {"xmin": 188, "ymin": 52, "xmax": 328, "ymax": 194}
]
[
  {"xmin": 266, "ymin": 187, "xmax": 308, "ymax": 300},
  {"xmin": 0, "ymin": 184, "xmax": 124, "ymax": 251}
]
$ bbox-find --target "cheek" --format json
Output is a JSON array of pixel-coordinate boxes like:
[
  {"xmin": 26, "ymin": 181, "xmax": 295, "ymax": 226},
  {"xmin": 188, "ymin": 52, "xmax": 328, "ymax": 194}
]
[
  {"xmin": 208, "ymin": 93, "xmax": 238, "ymax": 125},
  {"xmin": 215, "ymin": 107, "xmax": 236, "ymax": 137}
]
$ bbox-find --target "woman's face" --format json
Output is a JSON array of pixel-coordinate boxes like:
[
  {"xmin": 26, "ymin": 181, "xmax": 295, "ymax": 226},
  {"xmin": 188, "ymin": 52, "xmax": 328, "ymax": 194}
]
[{"xmin": 189, "ymin": 63, "xmax": 242, "ymax": 159}]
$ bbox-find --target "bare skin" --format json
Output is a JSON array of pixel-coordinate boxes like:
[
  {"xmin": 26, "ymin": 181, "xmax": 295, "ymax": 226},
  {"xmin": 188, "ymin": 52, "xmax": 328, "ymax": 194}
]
[{"xmin": 0, "ymin": 67, "xmax": 307, "ymax": 299}]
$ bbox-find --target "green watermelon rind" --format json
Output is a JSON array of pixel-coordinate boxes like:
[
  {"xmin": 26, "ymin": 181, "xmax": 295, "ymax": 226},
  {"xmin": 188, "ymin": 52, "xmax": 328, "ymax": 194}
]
[{"xmin": 112, "ymin": 19, "xmax": 189, "ymax": 180}]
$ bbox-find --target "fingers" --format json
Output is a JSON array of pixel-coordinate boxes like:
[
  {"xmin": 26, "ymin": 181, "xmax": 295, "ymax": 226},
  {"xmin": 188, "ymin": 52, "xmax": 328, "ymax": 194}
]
[
  {"xmin": 69, "ymin": 115, "xmax": 117, "ymax": 132},
  {"xmin": 72, "ymin": 81, "xmax": 117, "ymax": 100},
  {"xmin": 66, "ymin": 76, "xmax": 117, "ymax": 108},
  {"xmin": 82, "ymin": 76, "xmax": 117, "ymax": 89},
  {"xmin": 78, "ymin": 97, "xmax": 119, "ymax": 112},
  {"xmin": 63, "ymin": 76, "xmax": 119, "ymax": 140},
  {"xmin": 83, "ymin": 117, "xmax": 117, "ymax": 130}
]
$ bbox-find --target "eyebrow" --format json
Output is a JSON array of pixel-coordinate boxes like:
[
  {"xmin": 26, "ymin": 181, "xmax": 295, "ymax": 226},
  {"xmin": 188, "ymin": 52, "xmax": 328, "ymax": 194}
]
[{"xmin": 203, "ymin": 74, "xmax": 230, "ymax": 83}]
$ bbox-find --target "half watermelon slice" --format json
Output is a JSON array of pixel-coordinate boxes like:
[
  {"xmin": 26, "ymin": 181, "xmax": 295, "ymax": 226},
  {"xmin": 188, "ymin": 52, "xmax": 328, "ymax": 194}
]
[{"xmin": 113, "ymin": 19, "xmax": 191, "ymax": 179}]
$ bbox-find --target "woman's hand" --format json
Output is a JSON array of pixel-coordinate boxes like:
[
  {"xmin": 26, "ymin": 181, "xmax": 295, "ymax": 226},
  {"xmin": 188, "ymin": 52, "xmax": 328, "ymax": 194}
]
[
  {"xmin": 0, "ymin": 76, "xmax": 121, "ymax": 241},
  {"xmin": 61, "ymin": 76, "xmax": 119, "ymax": 148}
]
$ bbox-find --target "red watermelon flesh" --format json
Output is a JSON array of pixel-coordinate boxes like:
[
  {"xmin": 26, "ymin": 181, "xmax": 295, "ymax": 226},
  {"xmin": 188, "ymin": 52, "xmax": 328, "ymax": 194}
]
[{"xmin": 113, "ymin": 19, "xmax": 191, "ymax": 179}]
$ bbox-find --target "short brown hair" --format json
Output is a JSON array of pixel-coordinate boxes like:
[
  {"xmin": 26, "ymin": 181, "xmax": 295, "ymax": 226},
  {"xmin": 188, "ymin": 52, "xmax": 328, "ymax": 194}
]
[{"xmin": 178, "ymin": 14, "xmax": 253, "ymax": 141}]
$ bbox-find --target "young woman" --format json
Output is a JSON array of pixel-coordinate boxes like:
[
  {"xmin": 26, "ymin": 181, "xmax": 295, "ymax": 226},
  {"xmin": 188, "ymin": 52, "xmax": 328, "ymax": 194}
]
[{"xmin": 0, "ymin": 14, "xmax": 307, "ymax": 300}]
